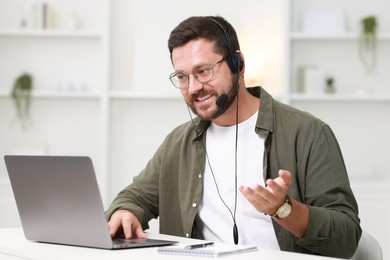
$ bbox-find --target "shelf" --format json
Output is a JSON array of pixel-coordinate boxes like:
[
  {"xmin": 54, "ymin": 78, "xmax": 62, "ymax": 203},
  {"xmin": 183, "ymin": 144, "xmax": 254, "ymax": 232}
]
[
  {"xmin": 290, "ymin": 93, "xmax": 390, "ymax": 102},
  {"xmin": 290, "ymin": 32, "xmax": 390, "ymax": 40},
  {"xmin": 0, "ymin": 28, "xmax": 102, "ymax": 38},
  {"xmin": 109, "ymin": 91, "xmax": 182, "ymax": 100},
  {"xmin": 0, "ymin": 90, "xmax": 184, "ymax": 100},
  {"xmin": 0, "ymin": 90, "xmax": 101, "ymax": 99}
]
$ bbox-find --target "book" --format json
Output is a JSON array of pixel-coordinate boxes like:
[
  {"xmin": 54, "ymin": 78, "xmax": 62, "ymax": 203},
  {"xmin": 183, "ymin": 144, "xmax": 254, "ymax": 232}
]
[{"xmin": 158, "ymin": 242, "xmax": 257, "ymax": 258}]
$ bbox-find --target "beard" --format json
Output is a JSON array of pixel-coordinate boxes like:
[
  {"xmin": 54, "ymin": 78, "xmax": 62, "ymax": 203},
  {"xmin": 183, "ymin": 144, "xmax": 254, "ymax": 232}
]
[{"xmin": 187, "ymin": 86, "xmax": 238, "ymax": 121}]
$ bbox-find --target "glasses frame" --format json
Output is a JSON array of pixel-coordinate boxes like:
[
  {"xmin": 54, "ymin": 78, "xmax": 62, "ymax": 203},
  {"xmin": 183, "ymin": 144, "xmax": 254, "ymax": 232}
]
[{"xmin": 169, "ymin": 58, "xmax": 225, "ymax": 89}]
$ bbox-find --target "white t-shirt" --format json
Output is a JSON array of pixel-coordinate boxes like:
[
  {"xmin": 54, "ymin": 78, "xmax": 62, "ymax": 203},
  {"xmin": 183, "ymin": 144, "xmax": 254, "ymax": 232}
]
[{"xmin": 197, "ymin": 111, "xmax": 279, "ymax": 250}]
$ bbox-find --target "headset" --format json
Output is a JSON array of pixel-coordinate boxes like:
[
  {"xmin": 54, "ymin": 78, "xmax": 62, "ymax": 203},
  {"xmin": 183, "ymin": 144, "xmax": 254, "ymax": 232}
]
[
  {"xmin": 201, "ymin": 17, "xmax": 241, "ymax": 245},
  {"xmin": 208, "ymin": 17, "xmax": 243, "ymax": 108}
]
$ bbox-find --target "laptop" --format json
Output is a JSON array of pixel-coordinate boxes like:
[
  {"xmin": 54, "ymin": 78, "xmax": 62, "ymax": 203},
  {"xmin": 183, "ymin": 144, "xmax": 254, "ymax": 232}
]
[{"xmin": 4, "ymin": 155, "xmax": 177, "ymax": 249}]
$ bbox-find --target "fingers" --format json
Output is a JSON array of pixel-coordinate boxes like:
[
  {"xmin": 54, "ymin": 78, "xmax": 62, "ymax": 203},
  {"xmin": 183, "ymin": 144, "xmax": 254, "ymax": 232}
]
[
  {"xmin": 278, "ymin": 169, "xmax": 292, "ymax": 187},
  {"xmin": 239, "ymin": 184, "xmax": 275, "ymax": 213},
  {"xmin": 108, "ymin": 212, "xmax": 122, "ymax": 238},
  {"xmin": 239, "ymin": 169, "xmax": 293, "ymax": 214},
  {"xmin": 122, "ymin": 212, "xmax": 146, "ymax": 239},
  {"xmin": 266, "ymin": 169, "xmax": 292, "ymax": 193},
  {"xmin": 107, "ymin": 210, "xmax": 146, "ymax": 239},
  {"xmin": 265, "ymin": 178, "xmax": 285, "ymax": 194},
  {"xmin": 134, "ymin": 226, "xmax": 147, "ymax": 239}
]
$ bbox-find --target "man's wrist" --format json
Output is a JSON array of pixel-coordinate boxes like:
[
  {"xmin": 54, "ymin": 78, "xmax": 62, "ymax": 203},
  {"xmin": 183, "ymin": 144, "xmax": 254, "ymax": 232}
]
[{"xmin": 270, "ymin": 194, "xmax": 292, "ymax": 219}]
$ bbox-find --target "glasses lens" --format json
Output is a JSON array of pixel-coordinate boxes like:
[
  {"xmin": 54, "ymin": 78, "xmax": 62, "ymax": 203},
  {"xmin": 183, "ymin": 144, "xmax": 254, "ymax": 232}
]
[
  {"xmin": 170, "ymin": 72, "xmax": 188, "ymax": 89},
  {"xmin": 193, "ymin": 65, "xmax": 214, "ymax": 83}
]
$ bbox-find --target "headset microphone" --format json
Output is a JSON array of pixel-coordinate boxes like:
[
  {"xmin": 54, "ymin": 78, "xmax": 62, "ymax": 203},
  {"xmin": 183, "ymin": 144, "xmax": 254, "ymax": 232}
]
[{"xmin": 215, "ymin": 92, "xmax": 229, "ymax": 108}]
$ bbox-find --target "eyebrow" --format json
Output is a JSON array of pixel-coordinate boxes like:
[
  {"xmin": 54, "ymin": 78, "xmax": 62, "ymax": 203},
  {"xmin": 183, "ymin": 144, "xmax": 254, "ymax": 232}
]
[{"xmin": 174, "ymin": 62, "xmax": 213, "ymax": 74}]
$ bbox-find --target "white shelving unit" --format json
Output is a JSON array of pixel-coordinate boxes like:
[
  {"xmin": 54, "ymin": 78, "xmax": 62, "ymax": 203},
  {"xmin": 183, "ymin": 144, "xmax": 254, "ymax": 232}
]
[
  {"xmin": 288, "ymin": 1, "xmax": 390, "ymax": 258},
  {"xmin": 0, "ymin": 0, "xmax": 110, "ymax": 204},
  {"xmin": 287, "ymin": 0, "xmax": 390, "ymax": 168}
]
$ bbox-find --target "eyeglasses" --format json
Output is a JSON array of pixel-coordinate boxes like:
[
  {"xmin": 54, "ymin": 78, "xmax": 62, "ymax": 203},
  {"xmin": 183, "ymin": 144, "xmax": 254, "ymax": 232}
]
[{"xmin": 169, "ymin": 58, "xmax": 225, "ymax": 89}]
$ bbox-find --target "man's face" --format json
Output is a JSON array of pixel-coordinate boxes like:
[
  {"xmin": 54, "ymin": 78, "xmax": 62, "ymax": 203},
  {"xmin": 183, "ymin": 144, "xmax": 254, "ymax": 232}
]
[{"xmin": 171, "ymin": 39, "xmax": 236, "ymax": 121}]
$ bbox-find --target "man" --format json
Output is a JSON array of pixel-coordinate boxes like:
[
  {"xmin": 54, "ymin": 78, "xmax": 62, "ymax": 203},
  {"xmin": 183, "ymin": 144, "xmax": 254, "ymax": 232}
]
[{"xmin": 106, "ymin": 15, "xmax": 361, "ymax": 258}]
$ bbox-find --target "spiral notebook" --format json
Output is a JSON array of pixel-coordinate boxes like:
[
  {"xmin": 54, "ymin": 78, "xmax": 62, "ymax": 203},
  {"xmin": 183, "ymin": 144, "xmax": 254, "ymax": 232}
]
[{"xmin": 158, "ymin": 242, "xmax": 257, "ymax": 257}]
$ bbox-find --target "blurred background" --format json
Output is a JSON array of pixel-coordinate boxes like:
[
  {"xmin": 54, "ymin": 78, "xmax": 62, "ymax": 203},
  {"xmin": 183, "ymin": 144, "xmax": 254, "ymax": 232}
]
[{"xmin": 0, "ymin": 0, "xmax": 389, "ymax": 258}]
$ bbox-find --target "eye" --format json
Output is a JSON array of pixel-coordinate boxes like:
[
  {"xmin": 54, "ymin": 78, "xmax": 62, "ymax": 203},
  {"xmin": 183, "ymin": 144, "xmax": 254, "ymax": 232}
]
[
  {"xmin": 176, "ymin": 73, "xmax": 188, "ymax": 81},
  {"xmin": 195, "ymin": 66, "xmax": 211, "ymax": 77}
]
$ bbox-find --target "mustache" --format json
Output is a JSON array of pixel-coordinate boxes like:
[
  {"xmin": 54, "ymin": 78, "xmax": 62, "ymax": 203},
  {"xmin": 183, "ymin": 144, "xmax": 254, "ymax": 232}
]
[
  {"xmin": 191, "ymin": 90, "xmax": 207, "ymax": 100},
  {"xmin": 190, "ymin": 89, "xmax": 215, "ymax": 101}
]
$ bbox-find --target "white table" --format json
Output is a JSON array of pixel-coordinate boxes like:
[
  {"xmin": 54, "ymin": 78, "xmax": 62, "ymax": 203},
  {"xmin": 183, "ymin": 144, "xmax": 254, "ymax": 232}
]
[{"xmin": 0, "ymin": 228, "xmax": 341, "ymax": 260}]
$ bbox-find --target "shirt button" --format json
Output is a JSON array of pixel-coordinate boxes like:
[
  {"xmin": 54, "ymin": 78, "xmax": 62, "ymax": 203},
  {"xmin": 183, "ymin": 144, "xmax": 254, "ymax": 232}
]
[
  {"xmin": 186, "ymin": 233, "xmax": 190, "ymax": 238},
  {"xmin": 198, "ymin": 174, "xmax": 202, "ymax": 179},
  {"xmin": 192, "ymin": 203, "xmax": 197, "ymax": 208}
]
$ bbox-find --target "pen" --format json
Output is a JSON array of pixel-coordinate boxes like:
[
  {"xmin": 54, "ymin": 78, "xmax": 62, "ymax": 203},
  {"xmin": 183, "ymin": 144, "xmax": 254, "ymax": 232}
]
[{"xmin": 184, "ymin": 242, "xmax": 214, "ymax": 249}]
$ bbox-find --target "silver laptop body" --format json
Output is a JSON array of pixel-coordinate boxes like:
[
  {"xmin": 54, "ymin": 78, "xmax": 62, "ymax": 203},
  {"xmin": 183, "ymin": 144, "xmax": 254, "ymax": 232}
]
[{"xmin": 4, "ymin": 155, "xmax": 176, "ymax": 249}]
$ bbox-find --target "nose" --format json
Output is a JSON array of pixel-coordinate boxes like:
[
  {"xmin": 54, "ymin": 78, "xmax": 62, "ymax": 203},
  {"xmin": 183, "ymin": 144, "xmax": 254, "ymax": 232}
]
[{"xmin": 187, "ymin": 74, "xmax": 203, "ymax": 95}]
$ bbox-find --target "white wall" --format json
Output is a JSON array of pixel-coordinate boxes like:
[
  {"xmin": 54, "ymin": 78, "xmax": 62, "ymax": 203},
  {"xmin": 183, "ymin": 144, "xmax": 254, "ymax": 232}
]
[{"xmin": 109, "ymin": 0, "xmax": 287, "ymax": 94}]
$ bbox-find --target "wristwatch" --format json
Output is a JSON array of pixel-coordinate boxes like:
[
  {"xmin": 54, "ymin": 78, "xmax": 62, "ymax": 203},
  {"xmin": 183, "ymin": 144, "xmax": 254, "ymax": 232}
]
[{"xmin": 271, "ymin": 194, "xmax": 292, "ymax": 219}]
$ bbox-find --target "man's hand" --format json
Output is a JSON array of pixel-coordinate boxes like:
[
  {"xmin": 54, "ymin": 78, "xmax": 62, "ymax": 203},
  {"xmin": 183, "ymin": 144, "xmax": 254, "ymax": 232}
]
[
  {"xmin": 107, "ymin": 210, "xmax": 146, "ymax": 239},
  {"xmin": 240, "ymin": 169, "xmax": 309, "ymax": 238},
  {"xmin": 239, "ymin": 169, "xmax": 292, "ymax": 215}
]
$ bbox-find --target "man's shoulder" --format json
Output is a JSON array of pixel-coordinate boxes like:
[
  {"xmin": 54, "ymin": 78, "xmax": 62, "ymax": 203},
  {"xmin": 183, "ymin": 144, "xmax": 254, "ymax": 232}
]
[
  {"xmin": 166, "ymin": 120, "xmax": 197, "ymax": 141},
  {"xmin": 274, "ymin": 100, "xmax": 327, "ymax": 127}
]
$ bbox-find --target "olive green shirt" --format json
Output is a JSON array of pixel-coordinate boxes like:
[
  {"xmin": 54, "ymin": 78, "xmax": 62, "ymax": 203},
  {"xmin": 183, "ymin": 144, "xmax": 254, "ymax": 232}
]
[{"xmin": 106, "ymin": 87, "xmax": 361, "ymax": 258}]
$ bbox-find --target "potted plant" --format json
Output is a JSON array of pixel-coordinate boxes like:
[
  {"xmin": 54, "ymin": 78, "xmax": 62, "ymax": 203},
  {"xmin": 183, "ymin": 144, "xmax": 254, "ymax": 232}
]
[
  {"xmin": 11, "ymin": 73, "xmax": 33, "ymax": 130},
  {"xmin": 359, "ymin": 16, "xmax": 377, "ymax": 73},
  {"xmin": 325, "ymin": 76, "xmax": 335, "ymax": 93}
]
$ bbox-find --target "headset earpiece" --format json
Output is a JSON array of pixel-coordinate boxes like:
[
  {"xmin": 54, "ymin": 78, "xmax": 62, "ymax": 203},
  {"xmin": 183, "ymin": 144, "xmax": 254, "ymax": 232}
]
[
  {"xmin": 226, "ymin": 53, "xmax": 243, "ymax": 74},
  {"xmin": 208, "ymin": 18, "xmax": 243, "ymax": 74},
  {"xmin": 234, "ymin": 54, "xmax": 243, "ymax": 73}
]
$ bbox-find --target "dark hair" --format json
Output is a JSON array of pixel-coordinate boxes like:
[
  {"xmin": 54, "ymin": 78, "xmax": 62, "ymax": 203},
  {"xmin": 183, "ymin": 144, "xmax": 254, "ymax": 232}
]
[{"xmin": 168, "ymin": 15, "xmax": 240, "ymax": 66}]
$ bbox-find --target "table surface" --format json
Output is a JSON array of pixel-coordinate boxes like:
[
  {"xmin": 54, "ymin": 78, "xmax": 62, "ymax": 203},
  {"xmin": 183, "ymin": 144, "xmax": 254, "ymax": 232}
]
[{"xmin": 0, "ymin": 228, "xmax": 341, "ymax": 260}]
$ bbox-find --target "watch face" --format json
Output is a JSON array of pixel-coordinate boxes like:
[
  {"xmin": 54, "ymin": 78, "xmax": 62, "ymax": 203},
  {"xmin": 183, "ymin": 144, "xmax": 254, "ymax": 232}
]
[{"xmin": 278, "ymin": 203, "xmax": 292, "ymax": 219}]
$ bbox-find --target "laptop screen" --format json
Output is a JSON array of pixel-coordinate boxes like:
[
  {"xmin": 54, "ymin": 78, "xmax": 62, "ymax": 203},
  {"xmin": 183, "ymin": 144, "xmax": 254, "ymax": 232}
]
[{"xmin": 4, "ymin": 155, "xmax": 176, "ymax": 249}]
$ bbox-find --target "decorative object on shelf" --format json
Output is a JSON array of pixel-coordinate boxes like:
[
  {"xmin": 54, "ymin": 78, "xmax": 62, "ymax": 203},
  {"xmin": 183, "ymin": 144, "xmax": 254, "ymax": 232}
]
[
  {"xmin": 11, "ymin": 73, "xmax": 33, "ymax": 130},
  {"xmin": 356, "ymin": 82, "xmax": 373, "ymax": 96},
  {"xmin": 359, "ymin": 16, "xmax": 377, "ymax": 73},
  {"xmin": 20, "ymin": 2, "xmax": 54, "ymax": 29},
  {"xmin": 325, "ymin": 76, "xmax": 335, "ymax": 94},
  {"xmin": 63, "ymin": 10, "xmax": 83, "ymax": 30}
]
